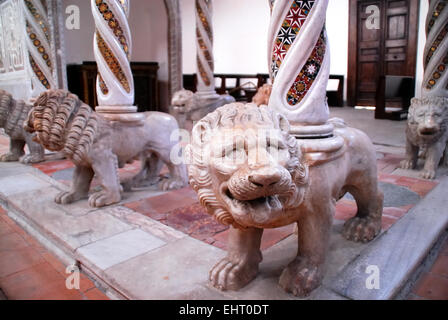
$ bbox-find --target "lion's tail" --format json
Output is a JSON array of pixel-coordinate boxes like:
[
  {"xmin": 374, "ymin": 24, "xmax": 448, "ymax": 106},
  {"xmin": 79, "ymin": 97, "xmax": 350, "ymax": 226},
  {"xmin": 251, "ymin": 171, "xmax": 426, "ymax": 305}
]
[{"xmin": 32, "ymin": 90, "xmax": 98, "ymax": 164}]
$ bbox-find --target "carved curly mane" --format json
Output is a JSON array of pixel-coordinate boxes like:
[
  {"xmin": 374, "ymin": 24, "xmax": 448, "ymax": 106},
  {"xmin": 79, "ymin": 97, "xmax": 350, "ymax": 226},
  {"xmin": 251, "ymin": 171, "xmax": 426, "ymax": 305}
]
[
  {"xmin": 29, "ymin": 90, "xmax": 98, "ymax": 165},
  {"xmin": 186, "ymin": 103, "xmax": 308, "ymax": 228},
  {"xmin": 0, "ymin": 89, "xmax": 33, "ymax": 139}
]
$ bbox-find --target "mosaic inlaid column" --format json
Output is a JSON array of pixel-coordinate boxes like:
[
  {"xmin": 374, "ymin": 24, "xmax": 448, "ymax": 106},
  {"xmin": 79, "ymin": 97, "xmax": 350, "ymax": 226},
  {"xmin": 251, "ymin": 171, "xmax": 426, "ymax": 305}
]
[
  {"xmin": 422, "ymin": 0, "xmax": 448, "ymax": 98},
  {"xmin": 22, "ymin": 0, "xmax": 57, "ymax": 96},
  {"xmin": 195, "ymin": 0, "xmax": 219, "ymax": 99},
  {"xmin": 91, "ymin": 0, "xmax": 143, "ymax": 122},
  {"xmin": 268, "ymin": 0, "xmax": 332, "ymax": 138}
]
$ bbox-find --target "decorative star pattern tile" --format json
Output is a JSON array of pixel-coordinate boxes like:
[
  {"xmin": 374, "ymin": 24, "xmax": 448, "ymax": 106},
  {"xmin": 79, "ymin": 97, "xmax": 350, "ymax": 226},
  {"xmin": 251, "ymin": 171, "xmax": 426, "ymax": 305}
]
[
  {"xmin": 271, "ymin": 0, "xmax": 315, "ymax": 78},
  {"xmin": 286, "ymin": 29, "xmax": 326, "ymax": 106}
]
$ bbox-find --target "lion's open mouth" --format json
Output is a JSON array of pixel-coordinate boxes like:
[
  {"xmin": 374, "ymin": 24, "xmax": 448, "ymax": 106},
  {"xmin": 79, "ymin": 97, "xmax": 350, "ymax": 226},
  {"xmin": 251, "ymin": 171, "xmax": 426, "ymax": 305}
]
[{"xmin": 220, "ymin": 183, "xmax": 282, "ymax": 217}]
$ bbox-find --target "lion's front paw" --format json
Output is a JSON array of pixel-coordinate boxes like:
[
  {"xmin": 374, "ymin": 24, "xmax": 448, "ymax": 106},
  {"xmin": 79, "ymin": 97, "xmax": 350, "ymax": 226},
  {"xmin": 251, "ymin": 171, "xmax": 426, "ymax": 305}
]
[
  {"xmin": 88, "ymin": 190, "xmax": 121, "ymax": 207},
  {"xmin": 20, "ymin": 154, "xmax": 44, "ymax": 164},
  {"xmin": 209, "ymin": 256, "xmax": 260, "ymax": 291},
  {"xmin": 279, "ymin": 258, "xmax": 323, "ymax": 297},
  {"xmin": 55, "ymin": 191, "xmax": 84, "ymax": 204},
  {"xmin": 0, "ymin": 152, "xmax": 21, "ymax": 162},
  {"xmin": 342, "ymin": 216, "xmax": 381, "ymax": 242},
  {"xmin": 419, "ymin": 169, "xmax": 436, "ymax": 180},
  {"xmin": 159, "ymin": 177, "xmax": 185, "ymax": 191},
  {"xmin": 400, "ymin": 159, "xmax": 415, "ymax": 170}
]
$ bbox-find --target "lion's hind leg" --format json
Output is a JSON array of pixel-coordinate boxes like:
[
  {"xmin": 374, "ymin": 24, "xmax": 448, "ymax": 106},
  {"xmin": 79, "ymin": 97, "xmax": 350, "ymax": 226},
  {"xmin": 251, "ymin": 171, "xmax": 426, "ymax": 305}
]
[
  {"xmin": 156, "ymin": 148, "xmax": 187, "ymax": 191},
  {"xmin": 342, "ymin": 183, "xmax": 383, "ymax": 243},
  {"xmin": 121, "ymin": 153, "xmax": 162, "ymax": 191}
]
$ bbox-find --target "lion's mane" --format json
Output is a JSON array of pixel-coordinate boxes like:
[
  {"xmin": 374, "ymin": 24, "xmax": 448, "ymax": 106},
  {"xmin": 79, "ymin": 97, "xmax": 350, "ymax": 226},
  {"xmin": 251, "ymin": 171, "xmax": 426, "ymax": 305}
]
[
  {"xmin": 407, "ymin": 96, "xmax": 448, "ymax": 145},
  {"xmin": 186, "ymin": 103, "xmax": 308, "ymax": 228},
  {"xmin": 26, "ymin": 90, "xmax": 99, "ymax": 165}
]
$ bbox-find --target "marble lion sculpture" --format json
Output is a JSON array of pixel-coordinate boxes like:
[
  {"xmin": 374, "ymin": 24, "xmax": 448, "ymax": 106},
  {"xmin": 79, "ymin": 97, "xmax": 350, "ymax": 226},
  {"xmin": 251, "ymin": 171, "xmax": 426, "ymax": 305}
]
[
  {"xmin": 0, "ymin": 89, "xmax": 44, "ymax": 164},
  {"xmin": 171, "ymin": 89, "xmax": 235, "ymax": 121},
  {"xmin": 24, "ymin": 89, "xmax": 187, "ymax": 207},
  {"xmin": 251, "ymin": 84, "xmax": 272, "ymax": 106},
  {"xmin": 186, "ymin": 103, "xmax": 383, "ymax": 297},
  {"xmin": 400, "ymin": 96, "xmax": 448, "ymax": 179}
]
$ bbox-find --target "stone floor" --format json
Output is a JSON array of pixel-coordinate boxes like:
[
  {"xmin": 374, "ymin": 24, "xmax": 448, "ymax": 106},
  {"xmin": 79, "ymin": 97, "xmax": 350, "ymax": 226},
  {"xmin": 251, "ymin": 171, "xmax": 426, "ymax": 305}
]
[
  {"xmin": 0, "ymin": 205, "xmax": 108, "ymax": 300},
  {"xmin": 0, "ymin": 107, "xmax": 447, "ymax": 300}
]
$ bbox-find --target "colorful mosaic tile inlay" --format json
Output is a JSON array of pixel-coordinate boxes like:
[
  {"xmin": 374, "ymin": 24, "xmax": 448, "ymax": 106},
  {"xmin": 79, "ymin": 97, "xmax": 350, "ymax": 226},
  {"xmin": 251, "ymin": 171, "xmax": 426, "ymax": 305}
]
[
  {"xmin": 286, "ymin": 29, "xmax": 326, "ymax": 106},
  {"xmin": 95, "ymin": 0, "xmax": 130, "ymax": 58},
  {"xmin": 196, "ymin": 0, "xmax": 213, "ymax": 42},
  {"xmin": 271, "ymin": 0, "xmax": 315, "ymax": 78},
  {"xmin": 197, "ymin": 57, "xmax": 211, "ymax": 86},
  {"xmin": 425, "ymin": 23, "xmax": 448, "ymax": 67},
  {"xmin": 426, "ymin": 52, "xmax": 448, "ymax": 90},
  {"xmin": 26, "ymin": 22, "xmax": 52, "ymax": 71},
  {"xmin": 195, "ymin": 0, "xmax": 213, "ymax": 86},
  {"xmin": 29, "ymin": 54, "xmax": 50, "ymax": 89},
  {"xmin": 24, "ymin": 0, "xmax": 51, "ymax": 42},
  {"xmin": 96, "ymin": 31, "xmax": 130, "ymax": 93},
  {"xmin": 427, "ymin": 0, "xmax": 447, "ymax": 33},
  {"xmin": 98, "ymin": 73, "xmax": 109, "ymax": 95}
]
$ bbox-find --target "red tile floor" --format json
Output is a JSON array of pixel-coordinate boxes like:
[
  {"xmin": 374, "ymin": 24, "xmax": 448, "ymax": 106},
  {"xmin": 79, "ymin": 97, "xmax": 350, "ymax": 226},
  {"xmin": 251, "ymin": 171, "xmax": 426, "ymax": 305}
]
[
  {"xmin": 0, "ymin": 150, "xmax": 445, "ymax": 299},
  {"xmin": 0, "ymin": 206, "xmax": 109, "ymax": 300}
]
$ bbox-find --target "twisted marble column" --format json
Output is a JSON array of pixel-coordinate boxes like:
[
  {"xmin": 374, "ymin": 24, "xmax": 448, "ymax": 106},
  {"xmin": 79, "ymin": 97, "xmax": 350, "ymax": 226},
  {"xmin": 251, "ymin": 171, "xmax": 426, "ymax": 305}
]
[
  {"xmin": 268, "ymin": 0, "xmax": 332, "ymax": 138},
  {"xmin": 91, "ymin": 0, "xmax": 142, "ymax": 122},
  {"xmin": 195, "ymin": 0, "xmax": 218, "ymax": 99},
  {"xmin": 22, "ymin": 0, "xmax": 57, "ymax": 96},
  {"xmin": 422, "ymin": 0, "xmax": 448, "ymax": 98}
]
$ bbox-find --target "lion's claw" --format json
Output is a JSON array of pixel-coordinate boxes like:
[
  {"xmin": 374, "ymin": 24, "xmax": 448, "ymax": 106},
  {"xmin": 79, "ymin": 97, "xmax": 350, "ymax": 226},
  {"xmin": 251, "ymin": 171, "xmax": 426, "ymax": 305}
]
[
  {"xmin": 55, "ymin": 191, "xmax": 78, "ymax": 204},
  {"xmin": 419, "ymin": 169, "xmax": 436, "ymax": 180},
  {"xmin": 20, "ymin": 154, "xmax": 44, "ymax": 164},
  {"xmin": 159, "ymin": 177, "xmax": 185, "ymax": 191},
  {"xmin": 209, "ymin": 256, "xmax": 259, "ymax": 291},
  {"xmin": 88, "ymin": 191, "xmax": 121, "ymax": 207},
  {"xmin": 279, "ymin": 259, "xmax": 322, "ymax": 297},
  {"xmin": 0, "ymin": 152, "xmax": 22, "ymax": 162},
  {"xmin": 342, "ymin": 216, "xmax": 381, "ymax": 242},
  {"xmin": 400, "ymin": 159, "xmax": 415, "ymax": 170}
]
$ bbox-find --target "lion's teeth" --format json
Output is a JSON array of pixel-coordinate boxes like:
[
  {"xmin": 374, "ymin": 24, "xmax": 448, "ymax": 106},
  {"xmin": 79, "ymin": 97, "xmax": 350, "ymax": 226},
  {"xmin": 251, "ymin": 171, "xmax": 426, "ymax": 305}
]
[{"xmin": 268, "ymin": 196, "xmax": 281, "ymax": 209}]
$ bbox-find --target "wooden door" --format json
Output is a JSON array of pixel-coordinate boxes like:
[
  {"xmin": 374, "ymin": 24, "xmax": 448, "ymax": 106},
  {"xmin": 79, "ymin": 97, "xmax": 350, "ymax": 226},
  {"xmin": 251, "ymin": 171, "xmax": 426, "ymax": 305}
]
[{"xmin": 348, "ymin": 0, "xmax": 419, "ymax": 106}]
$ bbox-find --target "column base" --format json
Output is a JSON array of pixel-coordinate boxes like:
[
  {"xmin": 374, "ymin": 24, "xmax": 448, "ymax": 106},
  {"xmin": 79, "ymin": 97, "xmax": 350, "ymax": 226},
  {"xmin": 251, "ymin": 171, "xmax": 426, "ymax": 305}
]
[
  {"xmin": 195, "ymin": 90, "xmax": 221, "ymax": 101},
  {"xmin": 290, "ymin": 122, "xmax": 334, "ymax": 139},
  {"xmin": 96, "ymin": 105, "xmax": 145, "ymax": 124}
]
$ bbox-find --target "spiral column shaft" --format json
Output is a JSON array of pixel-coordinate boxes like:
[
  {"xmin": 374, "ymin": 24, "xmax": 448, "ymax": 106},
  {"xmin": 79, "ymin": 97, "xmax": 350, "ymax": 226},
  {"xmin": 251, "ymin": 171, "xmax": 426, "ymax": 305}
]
[
  {"xmin": 91, "ymin": 0, "xmax": 142, "ymax": 122},
  {"xmin": 22, "ymin": 0, "xmax": 57, "ymax": 96},
  {"xmin": 422, "ymin": 0, "xmax": 448, "ymax": 98},
  {"xmin": 195, "ymin": 0, "xmax": 218, "ymax": 99},
  {"xmin": 267, "ymin": 0, "xmax": 332, "ymax": 138}
]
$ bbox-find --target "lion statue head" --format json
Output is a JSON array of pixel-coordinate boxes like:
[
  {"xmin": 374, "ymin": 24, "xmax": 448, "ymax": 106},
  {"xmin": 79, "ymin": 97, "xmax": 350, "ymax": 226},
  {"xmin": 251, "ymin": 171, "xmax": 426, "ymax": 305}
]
[
  {"xmin": 171, "ymin": 89, "xmax": 195, "ymax": 113},
  {"xmin": 407, "ymin": 96, "xmax": 448, "ymax": 145},
  {"xmin": 186, "ymin": 103, "xmax": 308, "ymax": 229},
  {"xmin": 24, "ymin": 89, "xmax": 98, "ymax": 165},
  {"xmin": 252, "ymin": 84, "xmax": 272, "ymax": 106}
]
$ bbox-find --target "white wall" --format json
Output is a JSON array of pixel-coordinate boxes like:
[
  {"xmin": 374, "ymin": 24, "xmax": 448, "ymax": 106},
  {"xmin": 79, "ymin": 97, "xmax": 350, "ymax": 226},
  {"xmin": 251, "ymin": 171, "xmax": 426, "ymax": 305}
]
[
  {"xmin": 326, "ymin": 0, "xmax": 349, "ymax": 99},
  {"xmin": 181, "ymin": 0, "xmax": 350, "ymax": 97},
  {"xmin": 415, "ymin": 0, "xmax": 428, "ymax": 98},
  {"xmin": 63, "ymin": 0, "xmax": 170, "ymax": 108},
  {"xmin": 181, "ymin": 0, "xmax": 271, "ymax": 75}
]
